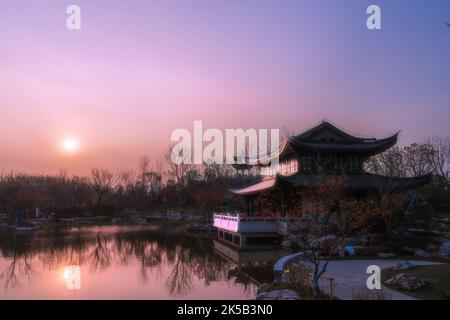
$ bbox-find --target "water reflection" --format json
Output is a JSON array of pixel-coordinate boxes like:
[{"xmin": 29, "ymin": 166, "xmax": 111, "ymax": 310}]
[
  {"xmin": 61, "ymin": 266, "xmax": 81, "ymax": 290},
  {"xmin": 0, "ymin": 226, "xmax": 256, "ymax": 299}
]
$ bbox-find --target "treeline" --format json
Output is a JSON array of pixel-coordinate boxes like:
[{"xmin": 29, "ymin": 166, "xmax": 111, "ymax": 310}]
[
  {"xmin": 0, "ymin": 137, "xmax": 449, "ymax": 216},
  {"xmin": 366, "ymin": 136, "xmax": 450, "ymax": 182},
  {"xmin": 365, "ymin": 136, "xmax": 450, "ymax": 209},
  {"xmin": 0, "ymin": 152, "xmax": 258, "ymax": 216}
]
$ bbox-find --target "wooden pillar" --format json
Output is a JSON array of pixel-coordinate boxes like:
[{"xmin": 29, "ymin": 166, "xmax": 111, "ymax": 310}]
[
  {"xmin": 246, "ymin": 198, "xmax": 250, "ymax": 216},
  {"xmin": 240, "ymin": 234, "xmax": 246, "ymax": 247},
  {"xmin": 281, "ymin": 192, "xmax": 286, "ymax": 218}
]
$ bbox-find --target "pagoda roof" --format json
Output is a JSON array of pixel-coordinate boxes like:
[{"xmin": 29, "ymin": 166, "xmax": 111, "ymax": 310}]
[
  {"xmin": 229, "ymin": 173, "xmax": 431, "ymax": 195},
  {"xmin": 288, "ymin": 133, "xmax": 399, "ymax": 155},
  {"xmin": 295, "ymin": 121, "xmax": 372, "ymax": 142},
  {"xmin": 232, "ymin": 121, "xmax": 400, "ymax": 169},
  {"xmin": 277, "ymin": 172, "xmax": 431, "ymax": 191},
  {"xmin": 229, "ymin": 178, "xmax": 277, "ymax": 196},
  {"xmin": 288, "ymin": 121, "xmax": 399, "ymax": 156}
]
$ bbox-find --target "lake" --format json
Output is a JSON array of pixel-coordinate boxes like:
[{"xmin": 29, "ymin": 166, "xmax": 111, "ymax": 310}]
[{"xmin": 0, "ymin": 225, "xmax": 269, "ymax": 299}]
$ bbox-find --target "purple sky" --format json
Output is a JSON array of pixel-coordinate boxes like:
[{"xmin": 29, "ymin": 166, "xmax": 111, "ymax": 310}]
[{"xmin": 1, "ymin": 0, "xmax": 449, "ymax": 174}]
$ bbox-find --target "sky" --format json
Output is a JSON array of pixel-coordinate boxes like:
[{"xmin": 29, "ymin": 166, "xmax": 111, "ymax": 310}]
[{"xmin": 0, "ymin": 0, "xmax": 449, "ymax": 175}]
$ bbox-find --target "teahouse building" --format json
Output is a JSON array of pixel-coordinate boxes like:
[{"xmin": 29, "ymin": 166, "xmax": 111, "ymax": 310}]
[{"xmin": 213, "ymin": 121, "xmax": 431, "ymax": 247}]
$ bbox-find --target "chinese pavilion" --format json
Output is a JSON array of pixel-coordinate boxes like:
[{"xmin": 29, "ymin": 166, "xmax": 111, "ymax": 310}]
[{"xmin": 213, "ymin": 121, "xmax": 431, "ymax": 247}]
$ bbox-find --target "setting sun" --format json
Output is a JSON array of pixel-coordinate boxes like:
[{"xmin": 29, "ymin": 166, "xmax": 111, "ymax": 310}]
[{"xmin": 61, "ymin": 137, "xmax": 80, "ymax": 153}]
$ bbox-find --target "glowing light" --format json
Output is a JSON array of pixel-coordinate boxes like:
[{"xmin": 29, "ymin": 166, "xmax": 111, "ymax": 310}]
[
  {"xmin": 61, "ymin": 265, "xmax": 81, "ymax": 290},
  {"xmin": 61, "ymin": 137, "xmax": 79, "ymax": 153}
]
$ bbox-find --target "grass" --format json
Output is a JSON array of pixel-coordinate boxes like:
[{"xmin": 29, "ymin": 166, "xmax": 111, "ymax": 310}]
[{"xmin": 382, "ymin": 264, "xmax": 450, "ymax": 300}]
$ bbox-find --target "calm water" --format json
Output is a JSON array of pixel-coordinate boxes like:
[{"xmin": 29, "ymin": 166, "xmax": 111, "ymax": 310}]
[{"xmin": 0, "ymin": 225, "xmax": 259, "ymax": 299}]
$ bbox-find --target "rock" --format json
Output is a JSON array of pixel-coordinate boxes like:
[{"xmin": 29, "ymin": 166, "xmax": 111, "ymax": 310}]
[
  {"xmin": 377, "ymin": 252, "xmax": 396, "ymax": 258},
  {"xmin": 342, "ymin": 237, "xmax": 358, "ymax": 246},
  {"xmin": 392, "ymin": 261, "xmax": 417, "ymax": 271},
  {"xmin": 317, "ymin": 234, "xmax": 338, "ymax": 248},
  {"xmin": 445, "ymin": 291, "xmax": 450, "ymax": 299},
  {"xmin": 281, "ymin": 240, "xmax": 293, "ymax": 248},
  {"xmin": 440, "ymin": 217, "xmax": 449, "ymax": 223},
  {"xmin": 357, "ymin": 236, "xmax": 369, "ymax": 246},
  {"xmin": 439, "ymin": 241, "xmax": 450, "ymax": 257},
  {"xmin": 386, "ymin": 273, "xmax": 426, "ymax": 291},
  {"xmin": 320, "ymin": 234, "xmax": 337, "ymax": 242},
  {"xmin": 414, "ymin": 249, "xmax": 429, "ymax": 257},
  {"xmin": 408, "ymin": 228, "xmax": 427, "ymax": 233},
  {"xmin": 288, "ymin": 234, "xmax": 299, "ymax": 241},
  {"xmin": 256, "ymin": 289, "xmax": 299, "ymax": 300},
  {"xmin": 256, "ymin": 283, "xmax": 272, "ymax": 295},
  {"xmin": 401, "ymin": 246, "xmax": 417, "ymax": 254}
]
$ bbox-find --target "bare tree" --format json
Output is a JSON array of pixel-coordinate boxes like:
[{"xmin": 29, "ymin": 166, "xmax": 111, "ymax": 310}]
[
  {"xmin": 365, "ymin": 146, "xmax": 406, "ymax": 177},
  {"xmin": 164, "ymin": 146, "xmax": 194, "ymax": 192},
  {"xmin": 293, "ymin": 176, "xmax": 374, "ymax": 295},
  {"xmin": 371, "ymin": 183, "xmax": 406, "ymax": 235},
  {"xmin": 90, "ymin": 168, "xmax": 115, "ymax": 206},
  {"xmin": 425, "ymin": 136, "xmax": 450, "ymax": 185},
  {"xmin": 403, "ymin": 142, "xmax": 434, "ymax": 177},
  {"xmin": 138, "ymin": 156, "xmax": 150, "ymax": 191}
]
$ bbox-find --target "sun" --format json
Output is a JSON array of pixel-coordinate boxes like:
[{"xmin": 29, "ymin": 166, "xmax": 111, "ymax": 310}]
[{"xmin": 61, "ymin": 137, "xmax": 80, "ymax": 153}]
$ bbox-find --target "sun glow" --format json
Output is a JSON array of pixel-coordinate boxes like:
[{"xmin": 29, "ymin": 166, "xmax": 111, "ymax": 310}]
[
  {"xmin": 61, "ymin": 137, "xmax": 80, "ymax": 153},
  {"xmin": 60, "ymin": 265, "xmax": 81, "ymax": 290}
]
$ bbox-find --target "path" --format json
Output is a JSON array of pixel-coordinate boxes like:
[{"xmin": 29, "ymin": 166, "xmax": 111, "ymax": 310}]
[
  {"xmin": 304, "ymin": 259, "xmax": 441, "ymax": 300},
  {"xmin": 274, "ymin": 254, "xmax": 442, "ymax": 300}
]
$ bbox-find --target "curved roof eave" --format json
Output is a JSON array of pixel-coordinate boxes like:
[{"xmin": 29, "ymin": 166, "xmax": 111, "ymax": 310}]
[{"xmin": 289, "ymin": 132, "xmax": 399, "ymax": 155}]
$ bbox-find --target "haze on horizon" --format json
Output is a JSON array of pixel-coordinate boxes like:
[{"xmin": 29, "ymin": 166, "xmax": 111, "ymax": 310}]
[{"xmin": 1, "ymin": 0, "xmax": 449, "ymax": 175}]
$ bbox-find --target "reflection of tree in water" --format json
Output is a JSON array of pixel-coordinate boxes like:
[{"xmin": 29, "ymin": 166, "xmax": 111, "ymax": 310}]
[
  {"xmin": 38, "ymin": 229, "xmax": 90, "ymax": 268},
  {"xmin": 166, "ymin": 246, "xmax": 194, "ymax": 296},
  {"xmin": 89, "ymin": 234, "xmax": 112, "ymax": 271},
  {"xmin": 0, "ymin": 226, "xmax": 251, "ymax": 296},
  {"xmin": 0, "ymin": 234, "xmax": 33, "ymax": 290},
  {"xmin": 165, "ymin": 245, "xmax": 235, "ymax": 297}
]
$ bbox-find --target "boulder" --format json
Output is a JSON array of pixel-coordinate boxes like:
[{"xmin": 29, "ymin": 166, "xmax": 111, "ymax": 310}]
[
  {"xmin": 357, "ymin": 235, "xmax": 369, "ymax": 246},
  {"xmin": 320, "ymin": 234, "xmax": 337, "ymax": 242},
  {"xmin": 288, "ymin": 234, "xmax": 299, "ymax": 241},
  {"xmin": 445, "ymin": 291, "xmax": 450, "ymax": 299},
  {"xmin": 256, "ymin": 289, "xmax": 299, "ymax": 300},
  {"xmin": 414, "ymin": 249, "xmax": 429, "ymax": 258},
  {"xmin": 317, "ymin": 234, "xmax": 338, "ymax": 248},
  {"xmin": 401, "ymin": 246, "xmax": 417, "ymax": 254},
  {"xmin": 439, "ymin": 241, "xmax": 450, "ymax": 257},
  {"xmin": 257, "ymin": 283, "xmax": 272, "ymax": 294},
  {"xmin": 281, "ymin": 240, "xmax": 293, "ymax": 248},
  {"xmin": 392, "ymin": 261, "xmax": 416, "ymax": 271},
  {"xmin": 386, "ymin": 273, "xmax": 426, "ymax": 291},
  {"xmin": 342, "ymin": 237, "xmax": 358, "ymax": 246},
  {"xmin": 377, "ymin": 252, "xmax": 396, "ymax": 258}
]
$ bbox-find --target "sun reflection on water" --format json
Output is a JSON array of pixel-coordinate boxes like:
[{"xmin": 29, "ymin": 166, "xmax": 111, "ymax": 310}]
[{"xmin": 60, "ymin": 265, "xmax": 81, "ymax": 290}]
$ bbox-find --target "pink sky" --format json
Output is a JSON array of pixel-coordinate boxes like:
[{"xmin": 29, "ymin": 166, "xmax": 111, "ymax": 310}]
[{"xmin": 1, "ymin": 1, "xmax": 449, "ymax": 175}]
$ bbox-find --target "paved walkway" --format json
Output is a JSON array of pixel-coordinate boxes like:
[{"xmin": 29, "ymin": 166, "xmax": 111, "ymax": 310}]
[{"xmin": 301, "ymin": 259, "xmax": 441, "ymax": 300}]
